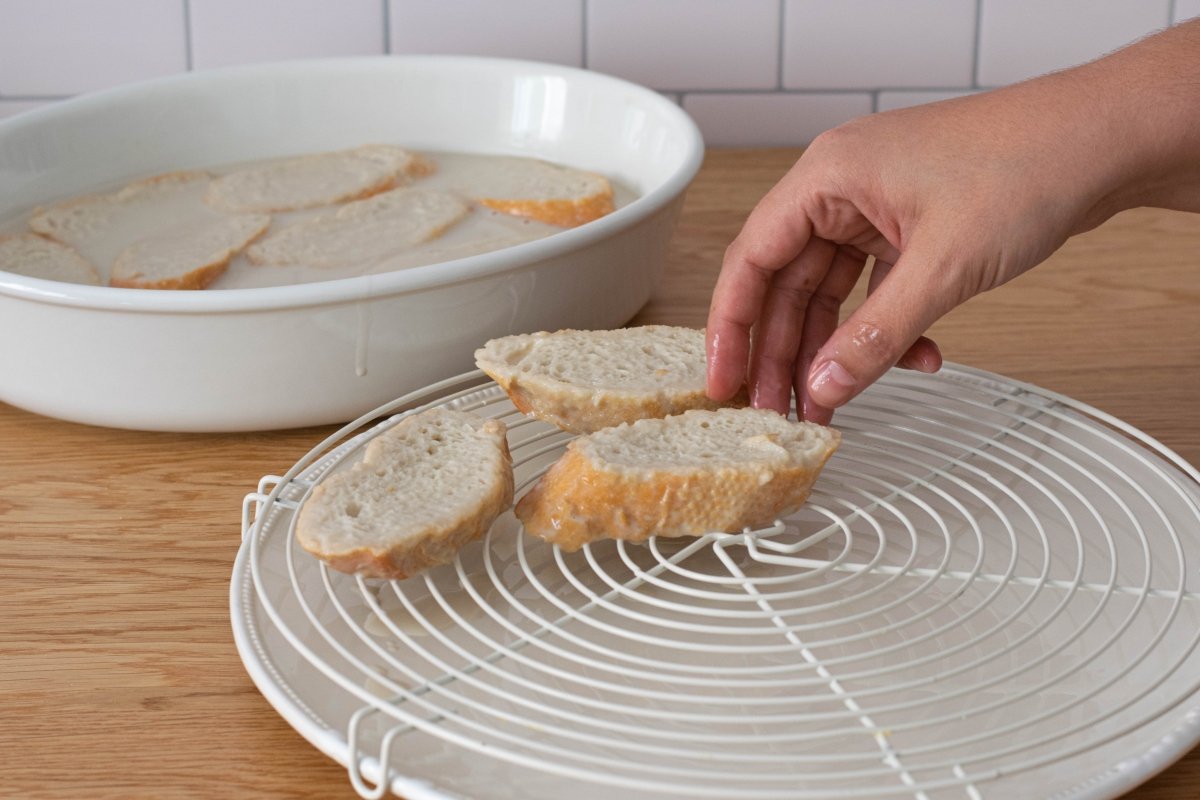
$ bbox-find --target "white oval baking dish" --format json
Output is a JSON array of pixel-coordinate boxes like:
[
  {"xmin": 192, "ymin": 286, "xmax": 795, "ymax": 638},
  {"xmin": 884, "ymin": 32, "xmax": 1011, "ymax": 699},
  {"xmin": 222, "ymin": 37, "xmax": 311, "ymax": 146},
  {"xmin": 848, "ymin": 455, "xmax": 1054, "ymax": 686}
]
[{"xmin": 0, "ymin": 56, "xmax": 703, "ymax": 431}]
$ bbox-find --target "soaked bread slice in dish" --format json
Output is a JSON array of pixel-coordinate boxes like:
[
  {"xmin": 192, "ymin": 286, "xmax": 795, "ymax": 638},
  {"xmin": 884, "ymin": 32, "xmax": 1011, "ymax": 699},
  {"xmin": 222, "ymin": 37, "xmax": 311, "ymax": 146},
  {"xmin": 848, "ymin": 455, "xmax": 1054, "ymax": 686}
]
[
  {"xmin": 205, "ymin": 144, "xmax": 432, "ymax": 213},
  {"xmin": 295, "ymin": 408, "xmax": 514, "ymax": 580},
  {"xmin": 28, "ymin": 171, "xmax": 269, "ymax": 290},
  {"xmin": 0, "ymin": 234, "xmax": 102, "ymax": 285},
  {"xmin": 515, "ymin": 407, "xmax": 841, "ymax": 551},
  {"xmin": 246, "ymin": 186, "xmax": 469, "ymax": 269},
  {"xmin": 110, "ymin": 215, "xmax": 271, "ymax": 289},
  {"xmin": 470, "ymin": 156, "xmax": 614, "ymax": 227},
  {"xmin": 475, "ymin": 326, "xmax": 746, "ymax": 434}
]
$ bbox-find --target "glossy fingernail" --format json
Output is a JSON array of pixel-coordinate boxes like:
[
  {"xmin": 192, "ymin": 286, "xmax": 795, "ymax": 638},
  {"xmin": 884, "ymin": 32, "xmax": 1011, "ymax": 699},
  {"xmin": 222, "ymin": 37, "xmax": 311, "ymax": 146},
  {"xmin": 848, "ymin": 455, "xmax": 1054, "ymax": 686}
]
[
  {"xmin": 800, "ymin": 394, "xmax": 832, "ymax": 425},
  {"xmin": 809, "ymin": 360, "xmax": 857, "ymax": 407}
]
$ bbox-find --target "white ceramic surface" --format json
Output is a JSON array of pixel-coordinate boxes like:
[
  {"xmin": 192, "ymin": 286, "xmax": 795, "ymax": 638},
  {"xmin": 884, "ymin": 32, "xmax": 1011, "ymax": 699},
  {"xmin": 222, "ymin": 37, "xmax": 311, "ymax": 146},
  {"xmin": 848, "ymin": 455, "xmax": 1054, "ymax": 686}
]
[{"xmin": 0, "ymin": 56, "xmax": 703, "ymax": 431}]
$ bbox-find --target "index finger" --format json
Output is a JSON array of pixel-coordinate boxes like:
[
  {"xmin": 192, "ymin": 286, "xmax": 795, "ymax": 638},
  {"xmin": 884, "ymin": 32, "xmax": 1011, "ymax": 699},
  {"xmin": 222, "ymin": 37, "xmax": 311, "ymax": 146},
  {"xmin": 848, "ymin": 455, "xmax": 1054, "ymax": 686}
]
[{"xmin": 706, "ymin": 185, "xmax": 816, "ymax": 401}]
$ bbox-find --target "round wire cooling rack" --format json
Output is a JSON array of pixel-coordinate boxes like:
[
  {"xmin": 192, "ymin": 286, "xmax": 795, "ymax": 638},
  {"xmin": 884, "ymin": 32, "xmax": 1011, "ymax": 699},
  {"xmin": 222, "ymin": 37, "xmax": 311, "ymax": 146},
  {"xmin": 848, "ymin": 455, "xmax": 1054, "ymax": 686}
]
[{"xmin": 231, "ymin": 363, "xmax": 1200, "ymax": 800}]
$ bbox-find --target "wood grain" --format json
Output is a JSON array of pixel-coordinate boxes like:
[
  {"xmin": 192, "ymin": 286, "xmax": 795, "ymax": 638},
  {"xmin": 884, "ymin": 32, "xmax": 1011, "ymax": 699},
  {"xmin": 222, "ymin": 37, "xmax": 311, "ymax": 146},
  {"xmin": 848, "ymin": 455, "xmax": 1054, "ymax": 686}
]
[{"xmin": 1, "ymin": 148, "xmax": 1197, "ymax": 799}]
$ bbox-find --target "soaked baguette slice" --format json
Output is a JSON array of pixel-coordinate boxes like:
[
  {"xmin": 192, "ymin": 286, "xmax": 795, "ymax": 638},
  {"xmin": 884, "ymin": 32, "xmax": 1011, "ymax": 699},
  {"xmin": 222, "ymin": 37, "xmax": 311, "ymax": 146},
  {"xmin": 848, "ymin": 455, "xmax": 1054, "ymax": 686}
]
[
  {"xmin": 516, "ymin": 407, "xmax": 840, "ymax": 551},
  {"xmin": 246, "ymin": 187, "xmax": 469, "ymax": 269},
  {"xmin": 110, "ymin": 214, "xmax": 270, "ymax": 289},
  {"xmin": 471, "ymin": 157, "xmax": 614, "ymax": 227},
  {"xmin": 206, "ymin": 144, "xmax": 432, "ymax": 213},
  {"xmin": 296, "ymin": 408, "xmax": 514, "ymax": 580},
  {"xmin": 29, "ymin": 171, "xmax": 268, "ymax": 289},
  {"xmin": 475, "ymin": 326, "xmax": 745, "ymax": 434},
  {"xmin": 0, "ymin": 234, "xmax": 102, "ymax": 285}
]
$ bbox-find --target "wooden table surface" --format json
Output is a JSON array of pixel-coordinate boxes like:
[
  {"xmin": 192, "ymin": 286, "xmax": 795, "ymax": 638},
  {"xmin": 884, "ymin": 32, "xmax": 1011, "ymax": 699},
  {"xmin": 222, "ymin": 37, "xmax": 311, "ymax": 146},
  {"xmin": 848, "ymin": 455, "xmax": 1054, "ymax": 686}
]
[{"xmin": 3, "ymin": 149, "xmax": 1198, "ymax": 799}]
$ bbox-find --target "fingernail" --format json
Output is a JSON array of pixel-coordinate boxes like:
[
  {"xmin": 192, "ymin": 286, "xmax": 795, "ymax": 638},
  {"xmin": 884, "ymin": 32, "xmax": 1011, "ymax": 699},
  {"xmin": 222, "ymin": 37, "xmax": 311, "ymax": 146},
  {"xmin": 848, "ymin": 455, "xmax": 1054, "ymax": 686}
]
[{"xmin": 809, "ymin": 360, "xmax": 857, "ymax": 407}]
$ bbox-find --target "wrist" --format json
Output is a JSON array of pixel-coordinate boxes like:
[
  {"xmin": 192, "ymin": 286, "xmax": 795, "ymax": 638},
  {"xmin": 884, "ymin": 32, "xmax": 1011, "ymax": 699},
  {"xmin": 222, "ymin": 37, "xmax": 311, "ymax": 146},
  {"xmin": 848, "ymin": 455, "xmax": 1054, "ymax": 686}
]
[{"xmin": 1069, "ymin": 20, "xmax": 1200, "ymax": 218}]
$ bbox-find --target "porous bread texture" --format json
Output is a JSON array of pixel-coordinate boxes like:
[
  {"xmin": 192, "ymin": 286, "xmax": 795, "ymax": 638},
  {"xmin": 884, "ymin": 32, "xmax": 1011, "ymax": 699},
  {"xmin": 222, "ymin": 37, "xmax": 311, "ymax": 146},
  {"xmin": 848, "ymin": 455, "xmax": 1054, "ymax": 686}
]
[
  {"xmin": 471, "ymin": 157, "xmax": 614, "ymax": 227},
  {"xmin": 246, "ymin": 187, "xmax": 469, "ymax": 269},
  {"xmin": 475, "ymin": 326, "xmax": 745, "ymax": 434},
  {"xmin": 515, "ymin": 407, "xmax": 840, "ymax": 551},
  {"xmin": 295, "ymin": 407, "xmax": 514, "ymax": 580},
  {"xmin": 205, "ymin": 144, "xmax": 433, "ymax": 213},
  {"xmin": 0, "ymin": 234, "xmax": 101, "ymax": 285},
  {"xmin": 28, "ymin": 171, "xmax": 268, "ymax": 290}
]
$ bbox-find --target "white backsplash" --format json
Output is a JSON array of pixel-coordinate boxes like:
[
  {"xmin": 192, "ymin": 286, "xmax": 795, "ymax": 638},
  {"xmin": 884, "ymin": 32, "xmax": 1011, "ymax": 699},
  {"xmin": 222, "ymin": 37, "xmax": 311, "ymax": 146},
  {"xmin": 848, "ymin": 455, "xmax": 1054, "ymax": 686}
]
[{"xmin": 0, "ymin": 0, "xmax": 1191, "ymax": 146}]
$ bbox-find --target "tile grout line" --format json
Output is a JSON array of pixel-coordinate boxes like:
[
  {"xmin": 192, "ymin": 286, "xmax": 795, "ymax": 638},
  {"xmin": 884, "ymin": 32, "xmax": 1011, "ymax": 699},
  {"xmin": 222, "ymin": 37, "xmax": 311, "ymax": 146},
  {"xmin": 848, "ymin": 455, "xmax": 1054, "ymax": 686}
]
[
  {"xmin": 382, "ymin": 0, "xmax": 391, "ymax": 54},
  {"xmin": 971, "ymin": 0, "xmax": 983, "ymax": 88},
  {"xmin": 777, "ymin": 0, "xmax": 786, "ymax": 90},
  {"xmin": 182, "ymin": 0, "xmax": 194, "ymax": 71},
  {"xmin": 580, "ymin": 0, "xmax": 589, "ymax": 69}
]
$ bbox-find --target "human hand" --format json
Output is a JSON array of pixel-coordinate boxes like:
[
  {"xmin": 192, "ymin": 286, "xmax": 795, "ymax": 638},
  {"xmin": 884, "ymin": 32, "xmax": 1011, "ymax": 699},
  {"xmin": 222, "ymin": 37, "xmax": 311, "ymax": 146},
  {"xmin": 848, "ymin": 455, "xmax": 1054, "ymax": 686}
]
[{"xmin": 704, "ymin": 61, "xmax": 1170, "ymax": 425}]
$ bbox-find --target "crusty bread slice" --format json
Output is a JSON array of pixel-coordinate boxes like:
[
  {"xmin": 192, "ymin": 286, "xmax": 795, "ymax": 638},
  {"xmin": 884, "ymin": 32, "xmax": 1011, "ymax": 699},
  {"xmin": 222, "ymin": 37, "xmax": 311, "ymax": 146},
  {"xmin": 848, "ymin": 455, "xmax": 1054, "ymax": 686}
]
[
  {"xmin": 471, "ymin": 157, "xmax": 614, "ymax": 227},
  {"xmin": 28, "ymin": 171, "xmax": 269, "ymax": 289},
  {"xmin": 110, "ymin": 214, "xmax": 270, "ymax": 289},
  {"xmin": 206, "ymin": 144, "xmax": 432, "ymax": 213},
  {"xmin": 0, "ymin": 233, "xmax": 102, "ymax": 285},
  {"xmin": 516, "ymin": 408, "xmax": 840, "ymax": 551},
  {"xmin": 295, "ymin": 408, "xmax": 514, "ymax": 580},
  {"xmin": 475, "ymin": 326, "xmax": 746, "ymax": 434},
  {"xmin": 246, "ymin": 187, "xmax": 469, "ymax": 269}
]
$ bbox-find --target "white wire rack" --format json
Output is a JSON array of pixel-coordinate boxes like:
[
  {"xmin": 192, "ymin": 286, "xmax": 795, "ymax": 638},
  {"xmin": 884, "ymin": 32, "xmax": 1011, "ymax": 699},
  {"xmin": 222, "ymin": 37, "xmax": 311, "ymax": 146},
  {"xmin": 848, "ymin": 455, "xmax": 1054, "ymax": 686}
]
[{"xmin": 232, "ymin": 364, "xmax": 1200, "ymax": 800}]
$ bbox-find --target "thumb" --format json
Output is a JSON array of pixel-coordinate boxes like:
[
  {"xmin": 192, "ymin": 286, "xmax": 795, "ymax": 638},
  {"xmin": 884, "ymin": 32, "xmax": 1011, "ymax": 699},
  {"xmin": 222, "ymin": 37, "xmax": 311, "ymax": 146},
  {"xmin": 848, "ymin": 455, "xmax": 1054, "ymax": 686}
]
[{"xmin": 806, "ymin": 244, "xmax": 960, "ymax": 409}]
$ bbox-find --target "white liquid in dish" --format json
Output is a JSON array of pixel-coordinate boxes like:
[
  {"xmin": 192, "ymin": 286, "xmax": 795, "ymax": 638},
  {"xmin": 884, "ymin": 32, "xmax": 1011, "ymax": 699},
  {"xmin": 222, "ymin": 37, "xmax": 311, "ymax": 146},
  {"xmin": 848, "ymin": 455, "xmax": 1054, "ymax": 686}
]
[{"xmin": 0, "ymin": 150, "xmax": 636, "ymax": 290}]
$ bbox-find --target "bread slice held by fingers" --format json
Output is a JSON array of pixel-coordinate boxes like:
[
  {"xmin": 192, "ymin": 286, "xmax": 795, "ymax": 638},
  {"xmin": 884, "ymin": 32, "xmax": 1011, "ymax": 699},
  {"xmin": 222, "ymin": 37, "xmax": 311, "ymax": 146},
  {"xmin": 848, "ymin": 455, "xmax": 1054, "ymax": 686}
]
[
  {"xmin": 515, "ymin": 407, "xmax": 840, "ymax": 551},
  {"xmin": 475, "ymin": 326, "xmax": 746, "ymax": 434},
  {"xmin": 470, "ymin": 156, "xmax": 614, "ymax": 227},
  {"xmin": 295, "ymin": 408, "xmax": 514, "ymax": 580},
  {"xmin": 206, "ymin": 144, "xmax": 432, "ymax": 213}
]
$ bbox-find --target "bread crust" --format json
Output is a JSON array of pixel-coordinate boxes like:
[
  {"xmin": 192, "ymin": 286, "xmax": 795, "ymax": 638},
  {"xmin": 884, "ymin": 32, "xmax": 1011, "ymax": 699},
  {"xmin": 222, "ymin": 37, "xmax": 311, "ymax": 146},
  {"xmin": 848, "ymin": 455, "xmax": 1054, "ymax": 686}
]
[
  {"xmin": 477, "ymin": 191, "xmax": 614, "ymax": 228},
  {"xmin": 515, "ymin": 412, "xmax": 840, "ymax": 551}
]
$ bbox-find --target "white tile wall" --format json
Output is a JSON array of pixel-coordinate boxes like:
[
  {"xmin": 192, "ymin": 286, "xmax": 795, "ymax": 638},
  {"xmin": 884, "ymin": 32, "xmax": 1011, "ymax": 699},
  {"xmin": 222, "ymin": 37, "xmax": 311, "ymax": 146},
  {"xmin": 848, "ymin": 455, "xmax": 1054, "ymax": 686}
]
[
  {"xmin": 0, "ymin": 0, "xmax": 185, "ymax": 95},
  {"xmin": 977, "ymin": 0, "xmax": 1169, "ymax": 86},
  {"xmin": 588, "ymin": 0, "xmax": 779, "ymax": 90},
  {"xmin": 683, "ymin": 92, "xmax": 871, "ymax": 147},
  {"xmin": 389, "ymin": 0, "xmax": 582, "ymax": 66},
  {"xmin": 190, "ymin": 0, "xmax": 383, "ymax": 69},
  {"xmin": 1174, "ymin": 0, "xmax": 1200, "ymax": 21},
  {"xmin": 783, "ymin": 0, "xmax": 976, "ymax": 89},
  {"xmin": 0, "ymin": 0, "xmax": 1192, "ymax": 145},
  {"xmin": 876, "ymin": 90, "xmax": 977, "ymax": 113}
]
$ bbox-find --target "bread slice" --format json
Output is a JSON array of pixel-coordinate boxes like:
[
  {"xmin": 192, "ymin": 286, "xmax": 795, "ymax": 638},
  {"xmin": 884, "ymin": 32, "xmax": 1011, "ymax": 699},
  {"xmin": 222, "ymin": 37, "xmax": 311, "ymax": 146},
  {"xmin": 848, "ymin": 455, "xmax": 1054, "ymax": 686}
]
[
  {"xmin": 246, "ymin": 187, "xmax": 469, "ymax": 269},
  {"xmin": 475, "ymin": 326, "xmax": 746, "ymax": 434},
  {"xmin": 206, "ymin": 144, "xmax": 432, "ymax": 213},
  {"xmin": 295, "ymin": 408, "xmax": 514, "ymax": 580},
  {"xmin": 110, "ymin": 213, "xmax": 270, "ymax": 289},
  {"xmin": 0, "ymin": 233, "xmax": 102, "ymax": 285},
  {"xmin": 28, "ymin": 171, "xmax": 269, "ymax": 289},
  {"xmin": 471, "ymin": 157, "xmax": 614, "ymax": 227},
  {"xmin": 515, "ymin": 408, "xmax": 840, "ymax": 551}
]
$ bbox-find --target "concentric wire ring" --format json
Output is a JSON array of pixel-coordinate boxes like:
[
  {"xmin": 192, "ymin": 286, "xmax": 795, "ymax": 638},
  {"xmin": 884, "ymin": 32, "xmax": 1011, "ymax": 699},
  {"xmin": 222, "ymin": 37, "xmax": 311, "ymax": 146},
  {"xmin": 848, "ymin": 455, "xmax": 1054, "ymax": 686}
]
[{"xmin": 234, "ymin": 364, "xmax": 1200, "ymax": 800}]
